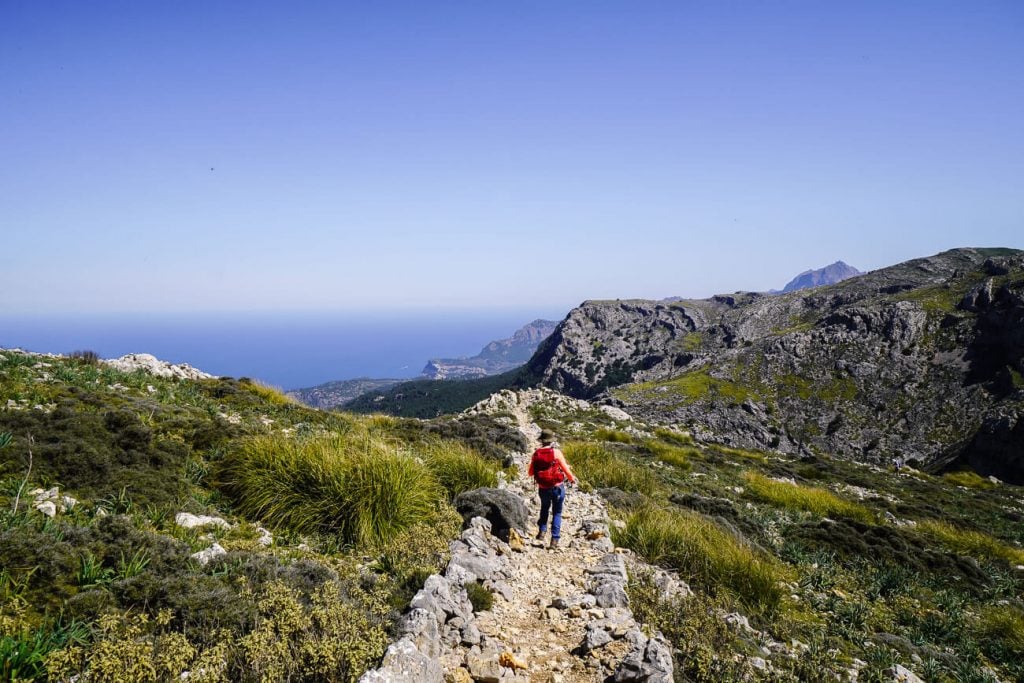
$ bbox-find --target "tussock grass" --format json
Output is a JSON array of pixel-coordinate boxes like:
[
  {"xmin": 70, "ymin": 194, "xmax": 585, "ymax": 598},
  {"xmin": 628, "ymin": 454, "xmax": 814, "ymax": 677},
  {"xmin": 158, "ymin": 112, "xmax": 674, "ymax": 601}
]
[
  {"xmin": 942, "ymin": 470, "xmax": 996, "ymax": 489},
  {"xmin": 421, "ymin": 440, "xmax": 499, "ymax": 499},
  {"xmin": 710, "ymin": 444, "xmax": 767, "ymax": 462},
  {"xmin": 594, "ymin": 428, "xmax": 632, "ymax": 443},
  {"xmin": 917, "ymin": 519, "xmax": 1024, "ymax": 565},
  {"xmin": 653, "ymin": 427, "xmax": 694, "ymax": 446},
  {"xmin": 742, "ymin": 472, "xmax": 875, "ymax": 523},
  {"xmin": 614, "ymin": 505, "xmax": 790, "ymax": 614},
  {"xmin": 563, "ymin": 442, "xmax": 657, "ymax": 495},
  {"xmin": 242, "ymin": 380, "xmax": 295, "ymax": 406},
  {"xmin": 975, "ymin": 605, "xmax": 1024, "ymax": 657},
  {"xmin": 219, "ymin": 433, "xmax": 441, "ymax": 547},
  {"xmin": 643, "ymin": 440, "xmax": 694, "ymax": 471}
]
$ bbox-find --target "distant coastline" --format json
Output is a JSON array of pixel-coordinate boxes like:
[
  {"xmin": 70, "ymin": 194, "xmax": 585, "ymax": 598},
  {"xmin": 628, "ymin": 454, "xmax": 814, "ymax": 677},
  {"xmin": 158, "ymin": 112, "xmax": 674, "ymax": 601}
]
[{"xmin": 0, "ymin": 309, "xmax": 565, "ymax": 389}]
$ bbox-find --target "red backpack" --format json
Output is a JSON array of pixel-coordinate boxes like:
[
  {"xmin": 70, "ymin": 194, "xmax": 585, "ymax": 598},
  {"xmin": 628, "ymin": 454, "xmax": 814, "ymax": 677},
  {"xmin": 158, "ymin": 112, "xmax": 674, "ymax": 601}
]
[{"xmin": 532, "ymin": 447, "xmax": 565, "ymax": 488}]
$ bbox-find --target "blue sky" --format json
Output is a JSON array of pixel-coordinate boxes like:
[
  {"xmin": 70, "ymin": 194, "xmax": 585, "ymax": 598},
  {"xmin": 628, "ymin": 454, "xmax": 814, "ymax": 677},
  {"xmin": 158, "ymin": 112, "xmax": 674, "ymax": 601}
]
[{"xmin": 2, "ymin": 1, "xmax": 1022, "ymax": 314}]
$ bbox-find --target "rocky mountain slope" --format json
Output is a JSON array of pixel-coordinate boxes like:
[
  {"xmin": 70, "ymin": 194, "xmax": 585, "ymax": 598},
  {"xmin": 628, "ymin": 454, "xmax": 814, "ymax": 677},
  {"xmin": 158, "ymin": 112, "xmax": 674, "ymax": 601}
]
[
  {"xmin": 423, "ymin": 319, "xmax": 558, "ymax": 379},
  {"xmin": 289, "ymin": 319, "xmax": 557, "ymax": 409},
  {"xmin": 523, "ymin": 248, "xmax": 1024, "ymax": 483},
  {"xmin": 286, "ymin": 376, "xmax": 402, "ymax": 409},
  {"xmin": 782, "ymin": 260, "xmax": 862, "ymax": 292}
]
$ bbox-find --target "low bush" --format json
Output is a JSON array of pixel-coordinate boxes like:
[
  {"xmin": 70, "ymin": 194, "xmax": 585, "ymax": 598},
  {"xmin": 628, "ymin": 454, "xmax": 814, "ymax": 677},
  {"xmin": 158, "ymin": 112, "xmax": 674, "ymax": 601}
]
[
  {"xmin": 742, "ymin": 472, "xmax": 875, "ymax": 523},
  {"xmin": 465, "ymin": 582, "xmax": 493, "ymax": 613},
  {"xmin": 614, "ymin": 504, "xmax": 790, "ymax": 614},
  {"xmin": 218, "ymin": 433, "xmax": 442, "ymax": 547},
  {"xmin": 562, "ymin": 442, "xmax": 657, "ymax": 496},
  {"xmin": 917, "ymin": 519, "xmax": 1024, "ymax": 566}
]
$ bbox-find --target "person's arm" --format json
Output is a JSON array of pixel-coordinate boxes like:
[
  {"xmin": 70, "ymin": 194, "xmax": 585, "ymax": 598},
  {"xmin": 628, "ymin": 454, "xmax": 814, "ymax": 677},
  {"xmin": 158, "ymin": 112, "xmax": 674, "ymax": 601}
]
[
  {"xmin": 553, "ymin": 449, "xmax": 576, "ymax": 484},
  {"xmin": 527, "ymin": 452, "xmax": 535, "ymax": 477}
]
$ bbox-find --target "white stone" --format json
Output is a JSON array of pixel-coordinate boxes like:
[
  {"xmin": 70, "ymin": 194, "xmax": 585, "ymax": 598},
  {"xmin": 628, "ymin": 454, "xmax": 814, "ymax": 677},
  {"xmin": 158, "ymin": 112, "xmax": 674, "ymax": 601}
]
[
  {"xmin": 35, "ymin": 500, "xmax": 57, "ymax": 517},
  {"xmin": 175, "ymin": 512, "xmax": 232, "ymax": 530},
  {"xmin": 191, "ymin": 543, "xmax": 227, "ymax": 566}
]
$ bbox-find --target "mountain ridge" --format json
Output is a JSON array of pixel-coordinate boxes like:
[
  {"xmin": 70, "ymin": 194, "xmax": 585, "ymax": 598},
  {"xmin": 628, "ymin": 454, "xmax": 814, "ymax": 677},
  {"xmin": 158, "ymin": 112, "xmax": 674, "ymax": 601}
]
[
  {"xmin": 523, "ymin": 247, "xmax": 1024, "ymax": 481},
  {"xmin": 782, "ymin": 260, "xmax": 862, "ymax": 292}
]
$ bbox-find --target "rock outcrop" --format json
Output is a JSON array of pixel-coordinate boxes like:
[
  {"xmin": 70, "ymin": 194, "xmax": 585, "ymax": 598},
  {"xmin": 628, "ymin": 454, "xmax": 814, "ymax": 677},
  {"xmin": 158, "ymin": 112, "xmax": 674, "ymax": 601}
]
[
  {"xmin": 103, "ymin": 353, "xmax": 214, "ymax": 381},
  {"xmin": 522, "ymin": 248, "xmax": 1024, "ymax": 482}
]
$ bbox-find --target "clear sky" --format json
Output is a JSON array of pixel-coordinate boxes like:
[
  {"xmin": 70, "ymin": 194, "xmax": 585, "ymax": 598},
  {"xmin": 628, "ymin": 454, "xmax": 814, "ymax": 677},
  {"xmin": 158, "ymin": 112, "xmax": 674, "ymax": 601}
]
[{"xmin": 2, "ymin": 1, "xmax": 1022, "ymax": 314}]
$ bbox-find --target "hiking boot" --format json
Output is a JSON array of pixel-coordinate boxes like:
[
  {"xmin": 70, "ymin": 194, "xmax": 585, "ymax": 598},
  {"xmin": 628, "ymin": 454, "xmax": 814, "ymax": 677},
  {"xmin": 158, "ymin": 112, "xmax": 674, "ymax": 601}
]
[
  {"xmin": 549, "ymin": 538, "xmax": 560, "ymax": 550},
  {"xmin": 535, "ymin": 530, "xmax": 545, "ymax": 540}
]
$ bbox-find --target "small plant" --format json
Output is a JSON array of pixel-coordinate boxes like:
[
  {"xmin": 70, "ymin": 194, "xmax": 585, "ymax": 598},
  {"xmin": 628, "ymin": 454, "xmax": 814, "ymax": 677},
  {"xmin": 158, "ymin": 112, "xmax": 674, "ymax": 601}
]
[
  {"xmin": 77, "ymin": 553, "xmax": 114, "ymax": 589},
  {"xmin": 68, "ymin": 350, "xmax": 100, "ymax": 365},
  {"xmin": 465, "ymin": 582, "xmax": 494, "ymax": 613},
  {"xmin": 117, "ymin": 548, "xmax": 151, "ymax": 580},
  {"xmin": 96, "ymin": 487, "xmax": 134, "ymax": 515}
]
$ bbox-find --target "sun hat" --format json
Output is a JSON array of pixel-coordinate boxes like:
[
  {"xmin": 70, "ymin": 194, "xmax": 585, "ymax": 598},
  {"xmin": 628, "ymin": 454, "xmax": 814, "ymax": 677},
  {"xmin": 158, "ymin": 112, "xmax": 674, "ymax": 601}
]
[{"xmin": 539, "ymin": 429, "xmax": 556, "ymax": 444}]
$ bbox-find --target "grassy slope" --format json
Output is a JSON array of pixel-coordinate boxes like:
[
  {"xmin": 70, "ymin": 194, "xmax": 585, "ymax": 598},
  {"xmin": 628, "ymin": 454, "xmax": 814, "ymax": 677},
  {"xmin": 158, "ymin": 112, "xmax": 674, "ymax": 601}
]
[
  {"xmin": 529, "ymin": 396, "xmax": 1024, "ymax": 682},
  {"xmin": 0, "ymin": 351, "xmax": 513, "ymax": 681}
]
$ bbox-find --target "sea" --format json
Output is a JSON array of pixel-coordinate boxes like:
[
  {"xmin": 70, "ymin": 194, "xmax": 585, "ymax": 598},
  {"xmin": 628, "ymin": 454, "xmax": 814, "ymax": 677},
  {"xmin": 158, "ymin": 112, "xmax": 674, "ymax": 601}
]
[{"xmin": 0, "ymin": 309, "xmax": 566, "ymax": 390}]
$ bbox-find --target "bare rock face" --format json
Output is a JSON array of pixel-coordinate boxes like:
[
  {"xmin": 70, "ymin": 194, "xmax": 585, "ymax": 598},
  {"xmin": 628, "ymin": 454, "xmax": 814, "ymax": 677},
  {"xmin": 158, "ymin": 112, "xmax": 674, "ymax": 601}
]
[
  {"xmin": 523, "ymin": 248, "xmax": 1024, "ymax": 481},
  {"xmin": 103, "ymin": 353, "xmax": 214, "ymax": 381}
]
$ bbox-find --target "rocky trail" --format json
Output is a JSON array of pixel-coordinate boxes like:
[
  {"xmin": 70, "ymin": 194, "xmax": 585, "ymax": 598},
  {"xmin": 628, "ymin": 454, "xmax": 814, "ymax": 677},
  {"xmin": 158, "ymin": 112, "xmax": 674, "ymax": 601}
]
[{"xmin": 362, "ymin": 391, "xmax": 675, "ymax": 682}]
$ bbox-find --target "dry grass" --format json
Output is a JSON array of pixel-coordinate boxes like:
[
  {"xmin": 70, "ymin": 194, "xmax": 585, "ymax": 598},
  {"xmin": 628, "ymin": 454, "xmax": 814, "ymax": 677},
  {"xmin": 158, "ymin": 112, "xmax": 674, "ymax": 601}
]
[
  {"xmin": 563, "ymin": 442, "xmax": 658, "ymax": 495},
  {"xmin": 742, "ymin": 472, "xmax": 875, "ymax": 523},
  {"xmin": 942, "ymin": 470, "xmax": 997, "ymax": 490},
  {"xmin": 614, "ymin": 504, "xmax": 791, "ymax": 614},
  {"xmin": 219, "ymin": 433, "xmax": 442, "ymax": 547},
  {"xmin": 917, "ymin": 519, "xmax": 1024, "ymax": 565}
]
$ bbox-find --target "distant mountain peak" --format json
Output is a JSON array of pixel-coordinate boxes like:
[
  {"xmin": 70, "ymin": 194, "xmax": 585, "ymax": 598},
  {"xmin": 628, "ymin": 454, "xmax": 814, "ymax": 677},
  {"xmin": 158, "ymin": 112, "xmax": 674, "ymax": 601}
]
[{"xmin": 782, "ymin": 260, "xmax": 862, "ymax": 292}]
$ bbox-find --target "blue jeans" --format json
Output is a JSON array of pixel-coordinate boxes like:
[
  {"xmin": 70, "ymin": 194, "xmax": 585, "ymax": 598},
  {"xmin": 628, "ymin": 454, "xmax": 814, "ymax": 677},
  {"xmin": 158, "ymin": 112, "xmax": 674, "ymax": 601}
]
[{"xmin": 538, "ymin": 484, "xmax": 566, "ymax": 539}]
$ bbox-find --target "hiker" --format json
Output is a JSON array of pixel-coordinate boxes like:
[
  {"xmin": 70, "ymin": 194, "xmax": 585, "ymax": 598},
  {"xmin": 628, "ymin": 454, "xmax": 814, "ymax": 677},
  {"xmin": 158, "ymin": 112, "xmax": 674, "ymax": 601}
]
[{"xmin": 528, "ymin": 429, "xmax": 577, "ymax": 549}]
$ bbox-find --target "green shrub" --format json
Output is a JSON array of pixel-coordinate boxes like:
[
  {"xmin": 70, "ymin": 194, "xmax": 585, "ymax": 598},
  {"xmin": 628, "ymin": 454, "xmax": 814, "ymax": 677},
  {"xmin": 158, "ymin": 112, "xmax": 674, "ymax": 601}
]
[
  {"xmin": 942, "ymin": 470, "xmax": 996, "ymax": 490},
  {"xmin": 218, "ymin": 433, "xmax": 442, "ymax": 547},
  {"xmin": 742, "ymin": 472, "xmax": 875, "ymax": 523},
  {"xmin": 594, "ymin": 428, "xmax": 632, "ymax": 443},
  {"xmin": 614, "ymin": 504, "xmax": 790, "ymax": 614},
  {"xmin": 917, "ymin": 519, "xmax": 1024, "ymax": 565},
  {"xmin": 562, "ymin": 442, "xmax": 657, "ymax": 496},
  {"xmin": 421, "ymin": 441, "xmax": 499, "ymax": 499},
  {"xmin": 465, "ymin": 582, "xmax": 493, "ymax": 613}
]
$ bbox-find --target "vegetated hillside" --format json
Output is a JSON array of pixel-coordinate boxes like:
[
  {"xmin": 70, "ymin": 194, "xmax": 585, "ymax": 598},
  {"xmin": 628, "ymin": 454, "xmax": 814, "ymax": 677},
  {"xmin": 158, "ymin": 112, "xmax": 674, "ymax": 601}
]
[
  {"xmin": 0, "ymin": 349, "xmax": 518, "ymax": 680},
  {"xmin": 345, "ymin": 369, "xmax": 529, "ymax": 418},
  {"xmin": 286, "ymin": 376, "xmax": 402, "ymax": 409},
  {"xmin": 473, "ymin": 389, "xmax": 1024, "ymax": 682},
  {"xmin": 781, "ymin": 260, "xmax": 862, "ymax": 292},
  {"xmin": 422, "ymin": 318, "xmax": 558, "ymax": 379},
  {"xmin": 524, "ymin": 248, "xmax": 1024, "ymax": 482}
]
